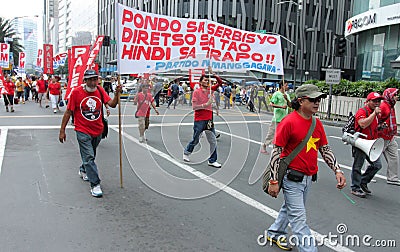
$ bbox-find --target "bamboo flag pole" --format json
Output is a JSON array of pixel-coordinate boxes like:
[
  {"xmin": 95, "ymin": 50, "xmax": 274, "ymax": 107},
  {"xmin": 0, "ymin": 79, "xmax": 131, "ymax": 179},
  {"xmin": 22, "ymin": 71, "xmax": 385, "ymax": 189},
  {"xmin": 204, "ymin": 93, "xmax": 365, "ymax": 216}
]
[{"xmin": 118, "ymin": 75, "xmax": 123, "ymax": 188}]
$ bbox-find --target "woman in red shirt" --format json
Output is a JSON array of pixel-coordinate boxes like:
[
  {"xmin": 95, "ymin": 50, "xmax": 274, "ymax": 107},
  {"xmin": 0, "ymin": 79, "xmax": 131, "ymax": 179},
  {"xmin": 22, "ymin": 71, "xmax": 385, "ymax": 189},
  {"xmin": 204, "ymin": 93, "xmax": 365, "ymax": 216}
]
[
  {"xmin": 47, "ymin": 76, "xmax": 62, "ymax": 113},
  {"xmin": 2, "ymin": 75, "xmax": 16, "ymax": 112}
]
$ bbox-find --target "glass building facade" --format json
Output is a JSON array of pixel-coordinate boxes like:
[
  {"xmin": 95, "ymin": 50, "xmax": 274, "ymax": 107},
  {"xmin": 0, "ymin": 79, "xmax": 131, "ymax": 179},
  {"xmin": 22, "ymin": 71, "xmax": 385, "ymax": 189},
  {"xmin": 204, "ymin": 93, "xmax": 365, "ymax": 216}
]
[{"xmin": 349, "ymin": 0, "xmax": 400, "ymax": 80}]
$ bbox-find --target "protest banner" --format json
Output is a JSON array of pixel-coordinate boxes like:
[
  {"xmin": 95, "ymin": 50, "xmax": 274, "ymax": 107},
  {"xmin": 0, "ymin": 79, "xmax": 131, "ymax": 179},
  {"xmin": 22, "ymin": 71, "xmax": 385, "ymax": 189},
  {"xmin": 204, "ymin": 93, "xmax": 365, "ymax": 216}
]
[
  {"xmin": 116, "ymin": 3, "xmax": 283, "ymax": 75},
  {"xmin": 64, "ymin": 45, "xmax": 90, "ymax": 100},
  {"xmin": 0, "ymin": 43, "xmax": 10, "ymax": 68},
  {"xmin": 43, "ymin": 44, "xmax": 54, "ymax": 74}
]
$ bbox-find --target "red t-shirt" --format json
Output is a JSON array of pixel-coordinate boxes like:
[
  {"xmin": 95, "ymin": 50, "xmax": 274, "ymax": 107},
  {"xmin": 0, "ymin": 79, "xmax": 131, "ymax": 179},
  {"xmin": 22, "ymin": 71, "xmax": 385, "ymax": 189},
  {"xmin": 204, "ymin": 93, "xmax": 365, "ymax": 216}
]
[
  {"xmin": 378, "ymin": 101, "xmax": 397, "ymax": 140},
  {"xmin": 48, "ymin": 82, "xmax": 61, "ymax": 95},
  {"xmin": 3, "ymin": 81, "xmax": 15, "ymax": 95},
  {"xmin": 67, "ymin": 86, "xmax": 111, "ymax": 137},
  {"xmin": 355, "ymin": 106, "xmax": 379, "ymax": 140},
  {"xmin": 37, "ymin": 79, "xmax": 46, "ymax": 93},
  {"xmin": 192, "ymin": 75, "xmax": 222, "ymax": 121},
  {"xmin": 136, "ymin": 92, "xmax": 154, "ymax": 117},
  {"xmin": 274, "ymin": 111, "xmax": 328, "ymax": 176}
]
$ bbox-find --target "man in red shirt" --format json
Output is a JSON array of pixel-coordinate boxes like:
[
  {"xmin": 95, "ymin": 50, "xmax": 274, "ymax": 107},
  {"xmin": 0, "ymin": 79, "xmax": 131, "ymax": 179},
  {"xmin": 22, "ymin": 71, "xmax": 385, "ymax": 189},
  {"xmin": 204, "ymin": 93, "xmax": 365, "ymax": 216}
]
[
  {"xmin": 351, "ymin": 92, "xmax": 383, "ymax": 197},
  {"xmin": 379, "ymin": 88, "xmax": 400, "ymax": 186},
  {"xmin": 134, "ymin": 83, "xmax": 159, "ymax": 143},
  {"xmin": 183, "ymin": 67, "xmax": 223, "ymax": 168},
  {"xmin": 59, "ymin": 70, "xmax": 122, "ymax": 197},
  {"xmin": 2, "ymin": 75, "xmax": 16, "ymax": 112},
  {"xmin": 36, "ymin": 75, "xmax": 47, "ymax": 108},
  {"xmin": 265, "ymin": 84, "xmax": 346, "ymax": 251},
  {"xmin": 47, "ymin": 76, "xmax": 62, "ymax": 113}
]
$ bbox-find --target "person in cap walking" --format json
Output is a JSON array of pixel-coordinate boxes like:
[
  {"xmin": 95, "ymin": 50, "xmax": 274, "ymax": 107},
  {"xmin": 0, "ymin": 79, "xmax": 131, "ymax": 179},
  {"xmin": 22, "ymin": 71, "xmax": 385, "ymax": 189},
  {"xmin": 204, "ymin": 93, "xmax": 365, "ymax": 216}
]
[
  {"xmin": 59, "ymin": 70, "xmax": 122, "ymax": 197},
  {"xmin": 350, "ymin": 92, "xmax": 383, "ymax": 198},
  {"xmin": 265, "ymin": 84, "xmax": 346, "ymax": 251}
]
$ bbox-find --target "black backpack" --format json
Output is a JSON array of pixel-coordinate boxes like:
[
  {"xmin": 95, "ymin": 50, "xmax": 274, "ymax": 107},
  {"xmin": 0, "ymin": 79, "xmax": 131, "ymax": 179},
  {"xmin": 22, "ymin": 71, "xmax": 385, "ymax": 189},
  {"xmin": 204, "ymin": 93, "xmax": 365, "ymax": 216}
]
[{"xmin": 342, "ymin": 108, "xmax": 368, "ymax": 133}]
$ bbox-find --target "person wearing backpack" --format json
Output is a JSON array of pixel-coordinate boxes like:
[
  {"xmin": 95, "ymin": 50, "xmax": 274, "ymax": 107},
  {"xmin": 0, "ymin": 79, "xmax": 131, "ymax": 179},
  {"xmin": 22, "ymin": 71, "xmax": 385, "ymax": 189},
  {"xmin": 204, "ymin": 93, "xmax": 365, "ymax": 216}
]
[
  {"xmin": 167, "ymin": 80, "xmax": 180, "ymax": 109},
  {"xmin": 351, "ymin": 92, "xmax": 383, "ymax": 198},
  {"xmin": 379, "ymin": 88, "xmax": 400, "ymax": 186}
]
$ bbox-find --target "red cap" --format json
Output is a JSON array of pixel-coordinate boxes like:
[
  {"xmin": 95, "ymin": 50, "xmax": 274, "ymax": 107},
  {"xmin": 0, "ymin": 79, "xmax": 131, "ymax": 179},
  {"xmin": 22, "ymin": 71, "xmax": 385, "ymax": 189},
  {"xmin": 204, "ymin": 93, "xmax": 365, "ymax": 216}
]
[{"xmin": 366, "ymin": 92, "xmax": 383, "ymax": 101}]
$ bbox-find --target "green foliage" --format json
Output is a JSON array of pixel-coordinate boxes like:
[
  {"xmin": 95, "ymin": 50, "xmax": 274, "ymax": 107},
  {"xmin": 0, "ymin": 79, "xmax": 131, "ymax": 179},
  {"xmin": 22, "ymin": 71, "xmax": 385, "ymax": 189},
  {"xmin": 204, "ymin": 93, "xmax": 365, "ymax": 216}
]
[
  {"xmin": 306, "ymin": 78, "xmax": 400, "ymax": 98},
  {"xmin": 0, "ymin": 17, "xmax": 24, "ymax": 66}
]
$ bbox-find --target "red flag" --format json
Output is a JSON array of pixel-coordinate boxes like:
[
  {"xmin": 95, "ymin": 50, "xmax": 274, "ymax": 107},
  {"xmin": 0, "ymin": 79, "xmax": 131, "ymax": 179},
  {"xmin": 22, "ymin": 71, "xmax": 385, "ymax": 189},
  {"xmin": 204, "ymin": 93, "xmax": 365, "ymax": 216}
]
[
  {"xmin": 36, "ymin": 48, "xmax": 43, "ymax": 68},
  {"xmin": 43, "ymin": 44, "xmax": 54, "ymax": 74},
  {"xmin": 64, "ymin": 45, "xmax": 90, "ymax": 100},
  {"xmin": 0, "ymin": 67, "xmax": 6, "ymax": 94},
  {"xmin": 19, "ymin": 52, "xmax": 26, "ymax": 70},
  {"xmin": 84, "ymin": 35, "xmax": 104, "ymax": 71}
]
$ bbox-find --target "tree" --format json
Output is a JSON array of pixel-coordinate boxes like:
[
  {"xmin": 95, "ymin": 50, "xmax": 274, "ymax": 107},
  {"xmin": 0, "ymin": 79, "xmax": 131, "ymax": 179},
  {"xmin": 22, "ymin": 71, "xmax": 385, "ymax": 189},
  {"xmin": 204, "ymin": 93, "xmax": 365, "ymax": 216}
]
[{"xmin": 0, "ymin": 17, "xmax": 24, "ymax": 67}]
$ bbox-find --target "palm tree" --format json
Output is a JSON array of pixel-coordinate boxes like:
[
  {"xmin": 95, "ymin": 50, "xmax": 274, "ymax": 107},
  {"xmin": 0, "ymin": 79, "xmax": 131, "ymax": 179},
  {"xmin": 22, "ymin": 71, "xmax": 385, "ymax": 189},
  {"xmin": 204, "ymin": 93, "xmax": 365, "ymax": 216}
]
[{"xmin": 0, "ymin": 17, "xmax": 24, "ymax": 67}]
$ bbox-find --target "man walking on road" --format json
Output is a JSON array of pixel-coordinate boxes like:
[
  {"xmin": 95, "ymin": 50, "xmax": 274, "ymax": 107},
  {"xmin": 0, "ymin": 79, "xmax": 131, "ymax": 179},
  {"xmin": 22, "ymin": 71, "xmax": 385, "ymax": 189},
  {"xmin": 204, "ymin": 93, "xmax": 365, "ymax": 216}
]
[
  {"xmin": 351, "ymin": 92, "xmax": 383, "ymax": 198},
  {"xmin": 261, "ymin": 80, "xmax": 291, "ymax": 154},
  {"xmin": 183, "ymin": 67, "xmax": 223, "ymax": 168},
  {"xmin": 59, "ymin": 70, "xmax": 121, "ymax": 197},
  {"xmin": 265, "ymin": 84, "xmax": 346, "ymax": 251}
]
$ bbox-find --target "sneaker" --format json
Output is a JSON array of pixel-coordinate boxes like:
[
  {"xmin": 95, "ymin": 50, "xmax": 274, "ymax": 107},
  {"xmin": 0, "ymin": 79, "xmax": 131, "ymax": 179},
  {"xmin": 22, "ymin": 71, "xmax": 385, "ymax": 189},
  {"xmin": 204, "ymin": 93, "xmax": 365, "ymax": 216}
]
[
  {"xmin": 360, "ymin": 183, "xmax": 372, "ymax": 194},
  {"xmin": 10, "ymin": 108, "xmax": 14, "ymax": 112},
  {"xmin": 91, "ymin": 184, "xmax": 103, "ymax": 197},
  {"xmin": 208, "ymin": 161, "xmax": 222, "ymax": 168},
  {"xmin": 387, "ymin": 180, "xmax": 400, "ymax": 186},
  {"xmin": 139, "ymin": 136, "xmax": 144, "ymax": 143},
  {"xmin": 6, "ymin": 107, "xmax": 9, "ymax": 112},
  {"xmin": 53, "ymin": 109, "xmax": 57, "ymax": 113},
  {"xmin": 45, "ymin": 105, "xmax": 49, "ymax": 108},
  {"xmin": 267, "ymin": 235, "xmax": 293, "ymax": 251},
  {"xmin": 351, "ymin": 189, "xmax": 366, "ymax": 198},
  {"xmin": 78, "ymin": 170, "xmax": 89, "ymax": 181},
  {"xmin": 260, "ymin": 147, "xmax": 269, "ymax": 155},
  {"xmin": 183, "ymin": 153, "xmax": 190, "ymax": 162}
]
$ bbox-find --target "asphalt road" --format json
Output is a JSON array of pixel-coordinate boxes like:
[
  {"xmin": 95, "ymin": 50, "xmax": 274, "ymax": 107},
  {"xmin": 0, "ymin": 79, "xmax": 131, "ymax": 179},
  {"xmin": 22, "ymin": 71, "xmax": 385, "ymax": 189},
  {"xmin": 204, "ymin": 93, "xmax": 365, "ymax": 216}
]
[{"xmin": 0, "ymin": 99, "xmax": 399, "ymax": 252}]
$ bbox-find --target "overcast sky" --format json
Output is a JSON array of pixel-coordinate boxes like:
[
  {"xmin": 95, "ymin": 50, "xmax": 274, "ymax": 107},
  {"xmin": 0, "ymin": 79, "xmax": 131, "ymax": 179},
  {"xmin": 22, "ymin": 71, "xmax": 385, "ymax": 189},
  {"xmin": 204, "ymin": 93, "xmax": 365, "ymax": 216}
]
[{"xmin": 1, "ymin": 0, "xmax": 43, "ymax": 19}]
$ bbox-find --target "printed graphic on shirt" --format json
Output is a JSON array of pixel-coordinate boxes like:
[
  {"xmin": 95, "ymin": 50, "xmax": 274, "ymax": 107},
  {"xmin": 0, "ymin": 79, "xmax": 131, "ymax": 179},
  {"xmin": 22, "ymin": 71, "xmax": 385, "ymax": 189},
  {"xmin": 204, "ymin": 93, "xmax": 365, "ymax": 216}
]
[
  {"xmin": 79, "ymin": 96, "xmax": 102, "ymax": 121},
  {"xmin": 306, "ymin": 137, "xmax": 320, "ymax": 152}
]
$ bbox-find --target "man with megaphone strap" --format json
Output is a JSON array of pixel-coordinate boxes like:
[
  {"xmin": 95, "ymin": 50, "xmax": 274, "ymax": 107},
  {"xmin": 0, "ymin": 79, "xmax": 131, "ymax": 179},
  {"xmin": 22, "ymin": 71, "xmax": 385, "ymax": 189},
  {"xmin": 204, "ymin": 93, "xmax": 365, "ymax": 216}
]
[
  {"xmin": 351, "ymin": 92, "xmax": 384, "ymax": 198},
  {"xmin": 379, "ymin": 88, "xmax": 400, "ymax": 186}
]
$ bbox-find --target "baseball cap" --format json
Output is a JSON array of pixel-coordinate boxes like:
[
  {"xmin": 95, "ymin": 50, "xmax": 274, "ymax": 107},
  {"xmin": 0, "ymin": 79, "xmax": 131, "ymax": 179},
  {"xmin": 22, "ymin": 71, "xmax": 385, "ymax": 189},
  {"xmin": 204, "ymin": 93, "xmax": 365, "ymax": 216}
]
[
  {"xmin": 83, "ymin": 69, "xmax": 98, "ymax": 79},
  {"xmin": 366, "ymin": 92, "xmax": 383, "ymax": 101},
  {"xmin": 295, "ymin": 84, "xmax": 327, "ymax": 99}
]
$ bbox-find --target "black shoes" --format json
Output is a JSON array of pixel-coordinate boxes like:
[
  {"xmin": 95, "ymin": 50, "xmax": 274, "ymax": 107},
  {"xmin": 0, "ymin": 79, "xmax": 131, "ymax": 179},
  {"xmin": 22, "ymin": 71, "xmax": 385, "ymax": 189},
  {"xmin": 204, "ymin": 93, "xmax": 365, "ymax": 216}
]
[
  {"xmin": 360, "ymin": 183, "xmax": 372, "ymax": 194},
  {"xmin": 351, "ymin": 189, "xmax": 366, "ymax": 198}
]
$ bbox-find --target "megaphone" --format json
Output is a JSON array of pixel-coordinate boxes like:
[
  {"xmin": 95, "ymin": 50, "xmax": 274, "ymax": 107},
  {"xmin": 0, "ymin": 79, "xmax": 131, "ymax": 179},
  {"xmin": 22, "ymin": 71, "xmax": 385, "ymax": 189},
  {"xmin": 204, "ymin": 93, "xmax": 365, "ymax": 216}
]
[{"xmin": 342, "ymin": 132, "xmax": 384, "ymax": 162}]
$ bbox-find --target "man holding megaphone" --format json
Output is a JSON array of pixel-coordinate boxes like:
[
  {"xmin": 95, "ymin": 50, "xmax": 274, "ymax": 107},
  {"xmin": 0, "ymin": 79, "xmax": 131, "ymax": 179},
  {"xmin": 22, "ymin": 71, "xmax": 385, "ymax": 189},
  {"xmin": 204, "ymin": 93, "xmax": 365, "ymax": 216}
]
[{"xmin": 350, "ymin": 92, "xmax": 384, "ymax": 198}]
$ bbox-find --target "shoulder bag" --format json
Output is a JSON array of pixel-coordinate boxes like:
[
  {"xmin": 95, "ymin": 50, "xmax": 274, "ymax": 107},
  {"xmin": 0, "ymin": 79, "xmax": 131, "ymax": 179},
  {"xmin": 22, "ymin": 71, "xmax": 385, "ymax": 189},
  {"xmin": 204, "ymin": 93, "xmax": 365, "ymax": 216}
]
[
  {"xmin": 262, "ymin": 116, "xmax": 316, "ymax": 193},
  {"xmin": 98, "ymin": 88, "xmax": 108, "ymax": 139}
]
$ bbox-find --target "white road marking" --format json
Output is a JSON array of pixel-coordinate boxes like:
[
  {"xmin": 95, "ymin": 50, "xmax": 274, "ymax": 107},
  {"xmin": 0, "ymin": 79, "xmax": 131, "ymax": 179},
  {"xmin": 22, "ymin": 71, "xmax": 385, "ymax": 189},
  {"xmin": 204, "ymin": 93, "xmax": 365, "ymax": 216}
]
[
  {"xmin": 110, "ymin": 126, "xmax": 354, "ymax": 252},
  {"xmin": 0, "ymin": 127, "xmax": 8, "ymax": 175}
]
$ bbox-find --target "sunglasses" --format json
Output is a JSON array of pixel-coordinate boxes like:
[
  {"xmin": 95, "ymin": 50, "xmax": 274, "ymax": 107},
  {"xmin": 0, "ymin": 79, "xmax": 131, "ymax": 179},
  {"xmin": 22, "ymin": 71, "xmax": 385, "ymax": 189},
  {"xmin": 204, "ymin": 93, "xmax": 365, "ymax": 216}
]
[{"xmin": 305, "ymin": 97, "xmax": 321, "ymax": 103}]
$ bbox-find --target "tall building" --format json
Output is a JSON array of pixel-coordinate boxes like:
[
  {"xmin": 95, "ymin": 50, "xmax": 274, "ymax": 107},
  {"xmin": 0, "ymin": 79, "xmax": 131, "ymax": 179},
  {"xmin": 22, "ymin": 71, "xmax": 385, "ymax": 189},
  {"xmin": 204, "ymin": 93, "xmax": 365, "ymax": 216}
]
[
  {"xmin": 44, "ymin": 0, "xmax": 97, "ymax": 54},
  {"xmin": 98, "ymin": 0, "xmax": 356, "ymax": 82},
  {"xmin": 11, "ymin": 17, "xmax": 39, "ymax": 74},
  {"xmin": 346, "ymin": 0, "xmax": 400, "ymax": 81}
]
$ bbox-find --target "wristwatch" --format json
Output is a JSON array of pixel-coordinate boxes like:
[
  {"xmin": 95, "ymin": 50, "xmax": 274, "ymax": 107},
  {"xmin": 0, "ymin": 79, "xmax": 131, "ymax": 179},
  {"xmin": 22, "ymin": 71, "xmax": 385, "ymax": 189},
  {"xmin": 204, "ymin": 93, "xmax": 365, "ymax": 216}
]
[{"xmin": 335, "ymin": 169, "xmax": 344, "ymax": 174}]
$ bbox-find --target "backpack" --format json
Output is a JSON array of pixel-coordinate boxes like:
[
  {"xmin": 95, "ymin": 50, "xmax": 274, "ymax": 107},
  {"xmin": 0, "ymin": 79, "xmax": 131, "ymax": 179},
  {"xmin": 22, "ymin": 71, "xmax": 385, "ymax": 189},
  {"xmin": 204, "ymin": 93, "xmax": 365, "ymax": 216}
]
[{"xmin": 342, "ymin": 108, "xmax": 368, "ymax": 133}]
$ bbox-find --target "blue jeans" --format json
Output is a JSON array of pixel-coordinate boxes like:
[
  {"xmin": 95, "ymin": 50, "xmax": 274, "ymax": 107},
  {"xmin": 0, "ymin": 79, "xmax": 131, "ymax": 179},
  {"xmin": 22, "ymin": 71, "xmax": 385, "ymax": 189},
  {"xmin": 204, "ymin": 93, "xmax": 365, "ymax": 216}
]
[
  {"xmin": 351, "ymin": 147, "xmax": 382, "ymax": 190},
  {"xmin": 76, "ymin": 131, "xmax": 102, "ymax": 188},
  {"xmin": 184, "ymin": 120, "xmax": 217, "ymax": 163},
  {"xmin": 268, "ymin": 175, "xmax": 317, "ymax": 252}
]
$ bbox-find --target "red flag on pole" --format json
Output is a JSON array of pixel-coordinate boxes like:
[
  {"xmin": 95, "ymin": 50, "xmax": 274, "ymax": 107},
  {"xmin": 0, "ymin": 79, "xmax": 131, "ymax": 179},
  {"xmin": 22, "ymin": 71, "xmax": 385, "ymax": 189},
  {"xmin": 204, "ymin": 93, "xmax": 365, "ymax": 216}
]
[{"xmin": 43, "ymin": 44, "xmax": 54, "ymax": 74}]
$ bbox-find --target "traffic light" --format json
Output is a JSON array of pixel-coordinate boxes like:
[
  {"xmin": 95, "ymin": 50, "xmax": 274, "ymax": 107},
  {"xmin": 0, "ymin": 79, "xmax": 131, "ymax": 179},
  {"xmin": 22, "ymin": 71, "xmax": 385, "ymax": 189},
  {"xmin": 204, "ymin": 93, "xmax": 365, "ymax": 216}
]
[
  {"xmin": 336, "ymin": 36, "xmax": 346, "ymax": 56},
  {"xmin": 289, "ymin": 54, "xmax": 296, "ymax": 67},
  {"xmin": 103, "ymin": 36, "xmax": 110, "ymax": 46}
]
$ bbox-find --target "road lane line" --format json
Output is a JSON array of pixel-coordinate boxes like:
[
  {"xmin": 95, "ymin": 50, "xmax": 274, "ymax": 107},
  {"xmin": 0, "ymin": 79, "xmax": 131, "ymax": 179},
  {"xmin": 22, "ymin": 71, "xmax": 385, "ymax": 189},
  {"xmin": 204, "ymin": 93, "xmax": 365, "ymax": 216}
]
[
  {"xmin": 0, "ymin": 127, "xmax": 8, "ymax": 175},
  {"xmin": 110, "ymin": 126, "xmax": 354, "ymax": 252}
]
